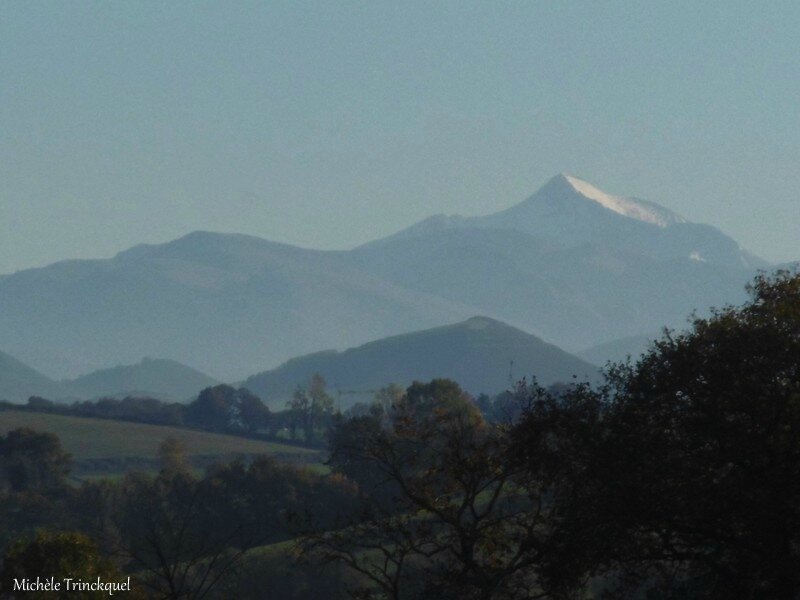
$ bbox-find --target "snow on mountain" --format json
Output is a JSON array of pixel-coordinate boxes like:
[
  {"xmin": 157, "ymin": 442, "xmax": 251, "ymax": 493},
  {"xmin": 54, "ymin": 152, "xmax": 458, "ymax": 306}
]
[
  {"xmin": 560, "ymin": 174, "xmax": 687, "ymax": 227},
  {"xmin": 368, "ymin": 173, "xmax": 765, "ymax": 270},
  {"xmin": 350, "ymin": 174, "xmax": 767, "ymax": 352}
]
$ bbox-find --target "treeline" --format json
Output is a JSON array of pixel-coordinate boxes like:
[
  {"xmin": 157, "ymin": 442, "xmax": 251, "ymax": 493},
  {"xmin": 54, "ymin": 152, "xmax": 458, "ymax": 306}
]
[
  {"xmin": 1, "ymin": 374, "xmax": 560, "ymax": 449},
  {"xmin": 3, "ymin": 394, "xmax": 186, "ymax": 426},
  {"xmin": 0, "ymin": 376, "xmax": 341, "ymax": 448}
]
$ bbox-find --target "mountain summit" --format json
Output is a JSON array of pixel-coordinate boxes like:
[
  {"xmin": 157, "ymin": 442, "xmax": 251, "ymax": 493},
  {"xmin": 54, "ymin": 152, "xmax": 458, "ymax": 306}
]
[
  {"xmin": 348, "ymin": 174, "xmax": 767, "ymax": 351},
  {"xmin": 372, "ymin": 173, "xmax": 763, "ymax": 269},
  {"xmin": 241, "ymin": 316, "xmax": 597, "ymax": 408},
  {"xmin": 551, "ymin": 174, "xmax": 687, "ymax": 227}
]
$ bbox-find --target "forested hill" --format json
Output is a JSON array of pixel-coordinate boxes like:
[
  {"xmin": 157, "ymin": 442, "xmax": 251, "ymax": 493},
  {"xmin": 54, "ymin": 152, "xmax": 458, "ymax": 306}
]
[{"xmin": 242, "ymin": 316, "xmax": 598, "ymax": 408}]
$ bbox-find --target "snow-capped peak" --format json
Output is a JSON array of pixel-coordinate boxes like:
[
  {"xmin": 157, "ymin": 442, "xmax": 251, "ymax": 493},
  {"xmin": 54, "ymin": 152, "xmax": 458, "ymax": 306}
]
[{"xmin": 561, "ymin": 174, "xmax": 686, "ymax": 228}]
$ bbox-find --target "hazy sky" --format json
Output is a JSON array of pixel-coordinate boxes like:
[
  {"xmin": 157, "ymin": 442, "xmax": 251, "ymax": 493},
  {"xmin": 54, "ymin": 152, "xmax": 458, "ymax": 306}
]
[{"xmin": 2, "ymin": 2, "xmax": 799, "ymax": 274}]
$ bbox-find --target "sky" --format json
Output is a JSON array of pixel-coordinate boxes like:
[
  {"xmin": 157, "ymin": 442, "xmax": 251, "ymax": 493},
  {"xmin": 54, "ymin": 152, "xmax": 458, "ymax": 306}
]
[{"xmin": 2, "ymin": 1, "xmax": 799, "ymax": 274}]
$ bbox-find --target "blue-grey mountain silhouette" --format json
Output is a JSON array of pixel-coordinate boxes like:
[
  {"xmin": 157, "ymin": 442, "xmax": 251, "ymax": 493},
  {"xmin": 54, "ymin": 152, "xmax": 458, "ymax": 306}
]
[
  {"xmin": 242, "ymin": 316, "xmax": 598, "ymax": 408},
  {"xmin": 0, "ymin": 175, "xmax": 769, "ymax": 382}
]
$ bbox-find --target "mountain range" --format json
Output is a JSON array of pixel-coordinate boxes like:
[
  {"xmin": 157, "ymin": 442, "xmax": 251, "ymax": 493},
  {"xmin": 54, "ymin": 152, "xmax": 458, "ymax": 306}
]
[
  {"xmin": 0, "ymin": 317, "xmax": 595, "ymax": 405},
  {"xmin": 0, "ymin": 355, "xmax": 220, "ymax": 403},
  {"xmin": 349, "ymin": 174, "xmax": 763, "ymax": 352},
  {"xmin": 0, "ymin": 174, "xmax": 770, "ymax": 384}
]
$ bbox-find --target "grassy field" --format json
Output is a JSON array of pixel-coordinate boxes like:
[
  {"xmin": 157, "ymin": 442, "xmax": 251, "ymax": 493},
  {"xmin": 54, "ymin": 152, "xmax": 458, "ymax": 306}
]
[{"xmin": 0, "ymin": 410, "xmax": 319, "ymax": 469}]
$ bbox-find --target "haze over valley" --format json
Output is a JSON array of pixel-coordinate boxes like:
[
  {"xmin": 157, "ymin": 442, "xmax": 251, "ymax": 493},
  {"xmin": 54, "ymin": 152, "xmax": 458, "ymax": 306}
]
[{"xmin": 0, "ymin": 173, "xmax": 778, "ymax": 403}]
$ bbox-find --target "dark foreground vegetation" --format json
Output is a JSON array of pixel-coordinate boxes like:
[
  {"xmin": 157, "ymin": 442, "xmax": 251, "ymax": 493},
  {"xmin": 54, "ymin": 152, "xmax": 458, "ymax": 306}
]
[{"xmin": 1, "ymin": 270, "xmax": 799, "ymax": 599}]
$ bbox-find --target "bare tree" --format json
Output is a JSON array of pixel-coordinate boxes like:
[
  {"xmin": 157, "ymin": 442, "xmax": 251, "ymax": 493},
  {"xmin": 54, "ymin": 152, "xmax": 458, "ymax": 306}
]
[{"xmin": 299, "ymin": 380, "xmax": 579, "ymax": 600}]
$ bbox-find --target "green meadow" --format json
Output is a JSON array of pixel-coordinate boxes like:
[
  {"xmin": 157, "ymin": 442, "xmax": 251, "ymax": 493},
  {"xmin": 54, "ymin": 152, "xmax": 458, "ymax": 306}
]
[{"xmin": 0, "ymin": 410, "xmax": 321, "ymax": 480}]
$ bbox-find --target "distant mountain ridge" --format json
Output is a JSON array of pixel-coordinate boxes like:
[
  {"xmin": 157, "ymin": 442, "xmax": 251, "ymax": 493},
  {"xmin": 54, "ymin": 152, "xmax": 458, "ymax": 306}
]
[
  {"xmin": 242, "ymin": 316, "xmax": 598, "ymax": 409},
  {"xmin": 0, "ymin": 232, "xmax": 474, "ymax": 379},
  {"xmin": 0, "ymin": 174, "xmax": 778, "ymax": 382},
  {"xmin": 0, "ymin": 349, "xmax": 64, "ymax": 402},
  {"xmin": 0, "ymin": 350, "xmax": 220, "ymax": 403},
  {"xmin": 348, "ymin": 174, "xmax": 767, "ymax": 351},
  {"xmin": 367, "ymin": 174, "xmax": 765, "ymax": 269},
  {"xmin": 66, "ymin": 357, "xmax": 219, "ymax": 401}
]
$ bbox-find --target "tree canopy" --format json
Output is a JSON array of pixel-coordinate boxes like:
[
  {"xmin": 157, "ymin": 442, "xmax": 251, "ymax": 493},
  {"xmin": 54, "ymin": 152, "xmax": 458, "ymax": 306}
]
[
  {"xmin": 0, "ymin": 428, "xmax": 71, "ymax": 494},
  {"xmin": 0, "ymin": 530, "xmax": 124, "ymax": 599},
  {"xmin": 310, "ymin": 271, "xmax": 800, "ymax": 599},
  {"xmin": 511, "ymin": 270, "xmax": 800, "ymax": 598}
]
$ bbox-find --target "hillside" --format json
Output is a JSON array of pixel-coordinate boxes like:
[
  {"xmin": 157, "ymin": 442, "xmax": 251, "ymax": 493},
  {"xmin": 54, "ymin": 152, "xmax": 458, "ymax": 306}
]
[
  {"xmin": 348, "ymin": 174, "xmax": 762, "ymax": 350},
  {"xmin": 0, "ymin": 410, "xmax": 315, "ymax": 461},
  {"xmin": 0, "ymin": 175, "xmax": 774, "ymax": 380},
  {"xmin": 65, "ymin": 357, "xmax": 219, "ymax": 401},
  {"xmin": 348, "ymin": 226, "xmax": 751, "ymax": 351},
  {"xmin": 0, "ymin": 232, "xmax": 473, "ymax": 380},
  {"xmin": 242, "ymin": 316, "xmax": 598, "ymax": 408},
  {"xmin": 0, "ymin": 349, "xmax": 63, "ymax": 402}
]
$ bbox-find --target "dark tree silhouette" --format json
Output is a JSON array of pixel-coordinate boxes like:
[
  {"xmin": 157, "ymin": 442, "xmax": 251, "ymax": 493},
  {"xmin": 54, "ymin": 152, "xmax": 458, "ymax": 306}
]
[
  {"xmin": 301, "ymin": 379, "xmax": 580, "ymax": 600},
  {"xmin": 0, "ymin": 530, "xmax": 127, "ymax": 599},
  {"xmin": 185, "ymin": 385, "xmax": 267, "ymax": 433},
  {"xmin": 0, "ymin": 428, "xmax": 71, "ymax": 494},
  {"xmin": 511, "ymin": 270, "xmax": 800, "ymax": 599}
]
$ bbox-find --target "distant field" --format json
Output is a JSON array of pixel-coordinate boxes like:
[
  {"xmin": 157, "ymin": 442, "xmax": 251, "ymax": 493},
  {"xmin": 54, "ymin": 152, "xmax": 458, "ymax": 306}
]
[{"xmin": 0, "ymin": 410, "xmax": 318, "ymax": 462}]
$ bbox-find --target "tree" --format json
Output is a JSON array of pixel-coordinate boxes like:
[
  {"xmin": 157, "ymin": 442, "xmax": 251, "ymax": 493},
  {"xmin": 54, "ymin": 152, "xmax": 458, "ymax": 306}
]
[
  {"xmin": 510, "ymin": 270, "xmax": 800, "ymax": 599},
  {"xmin": 0, "ymin": 530, "xmax": 125, "ymax": 599},
  {"xmin": 26, "ymin": 396, "xmax": 54, "ymax": 411},
  {"xmin": 0, "ymin": 431, "xmax": 73, "ymax": 552},
  {"xmin": 288, "ymin": 386, "xmax": 310, "ymax": 441},
  {"xmin": 288, "ymin": 374, "xmax": 336, "ymax": 444},
  {"xmin": 372, "ymin": 384, "xmax": 404, "ymax": 416},
  {"xmin": 185, "ymin": 386, "xmax": 235, "ymax": 430},
  {"xmin": 158, "ymin": 436, "xmax": 190, "ymax": 475},
  {"xmin": 238, "ymin": 391, "xmax": 271, "ymax": 434},
  {"xmin": 0, "ymin": 428, "xmax": 71, "ymax": 494},
  {"xmin": 302, "ymin": 379, "xmax": 571, "ymax": 599},
  {"xmin": 108, "ymin": 470, "xmax": 248, "ymax": 600},
  {"xmin": 89, "ymin": 453, "xmax": 358, "ymax": 600},
  {"xmin": 185, "ymin": 385, "xmax": 268, "ymax": 433},
  {"xmin": 309, "ymin": 373, "xmax": 335, "ymax": 442}
]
